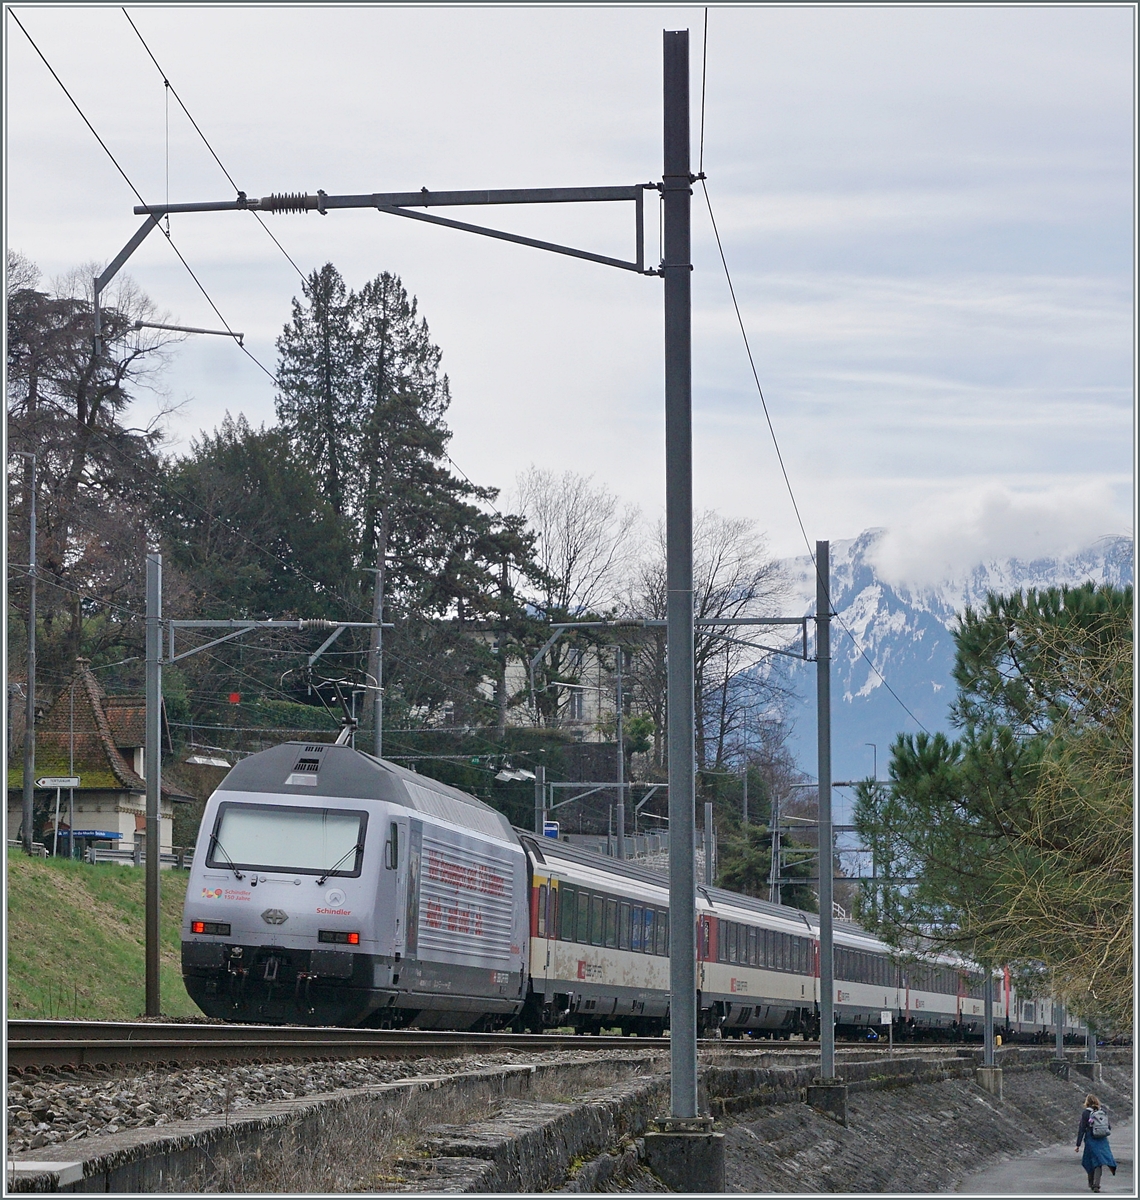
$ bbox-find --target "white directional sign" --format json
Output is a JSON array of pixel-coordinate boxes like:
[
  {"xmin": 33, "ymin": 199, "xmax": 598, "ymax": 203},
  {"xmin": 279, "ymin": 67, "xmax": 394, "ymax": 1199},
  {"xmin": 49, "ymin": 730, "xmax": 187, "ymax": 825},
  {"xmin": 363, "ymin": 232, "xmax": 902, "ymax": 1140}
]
[
  {"xmin": 36, "ymin": 776, "xmax": 80, "ymax": 788},
  {"xmin": 881, "ymin": 1010, "xmax": 893, "ymax": 1025}
]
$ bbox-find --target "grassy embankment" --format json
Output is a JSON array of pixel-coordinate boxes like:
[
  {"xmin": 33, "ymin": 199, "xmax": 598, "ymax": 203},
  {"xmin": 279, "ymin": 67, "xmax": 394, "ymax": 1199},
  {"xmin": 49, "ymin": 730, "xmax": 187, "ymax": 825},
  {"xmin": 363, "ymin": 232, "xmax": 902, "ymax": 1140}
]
[{"xmin": 7, "ymin": 849, "xmax": 199, "ymax": 1019}]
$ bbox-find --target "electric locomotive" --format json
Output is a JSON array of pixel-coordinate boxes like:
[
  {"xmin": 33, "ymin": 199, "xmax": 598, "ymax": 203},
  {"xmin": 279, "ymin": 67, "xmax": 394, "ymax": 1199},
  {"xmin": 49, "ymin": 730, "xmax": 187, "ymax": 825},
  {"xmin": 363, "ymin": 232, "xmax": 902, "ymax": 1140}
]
[{"xmin": 181, "ymin": 741, "xmax": 527, "ymax": 1028}]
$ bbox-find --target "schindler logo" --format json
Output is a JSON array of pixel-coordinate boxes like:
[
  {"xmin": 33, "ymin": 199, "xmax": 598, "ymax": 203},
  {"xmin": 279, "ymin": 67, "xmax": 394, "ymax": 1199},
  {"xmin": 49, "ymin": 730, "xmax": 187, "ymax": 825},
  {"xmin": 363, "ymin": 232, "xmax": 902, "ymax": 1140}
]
[{"xmin": 261, "ymin": 909, "xmax": 289, "ymax": 925}]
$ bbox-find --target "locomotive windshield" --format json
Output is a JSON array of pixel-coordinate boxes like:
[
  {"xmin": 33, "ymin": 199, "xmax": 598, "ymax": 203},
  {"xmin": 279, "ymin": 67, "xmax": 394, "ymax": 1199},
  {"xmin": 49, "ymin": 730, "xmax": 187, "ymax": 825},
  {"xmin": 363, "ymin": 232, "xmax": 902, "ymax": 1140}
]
[{"xmin": 206, "ymin": 802, "xmax": 367, "ymax": 877}]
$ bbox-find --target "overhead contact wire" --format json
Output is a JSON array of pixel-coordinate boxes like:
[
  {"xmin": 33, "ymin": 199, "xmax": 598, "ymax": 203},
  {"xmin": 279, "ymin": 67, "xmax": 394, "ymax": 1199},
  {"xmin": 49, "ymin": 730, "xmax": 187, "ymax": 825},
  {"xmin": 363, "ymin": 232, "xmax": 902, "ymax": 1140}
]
[
  {"xmin": 10, "ymin": 10, "xmax": 280, "ymax": 386},
  {"xmin": 696, "ymin": 18, "xmax": 927, "ymax": 735},
  {"xmin": 121, "ymin": 7, "xmax": 307, "ymax": 282}
]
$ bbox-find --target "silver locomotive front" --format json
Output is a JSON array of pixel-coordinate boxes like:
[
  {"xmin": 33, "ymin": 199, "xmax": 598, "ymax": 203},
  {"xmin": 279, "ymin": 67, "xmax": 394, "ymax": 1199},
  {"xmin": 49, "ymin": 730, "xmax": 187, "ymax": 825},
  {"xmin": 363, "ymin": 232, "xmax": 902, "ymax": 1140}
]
[{"xmin": 181, "ymin": 741, "xmax": 528, "ymax": 1028}]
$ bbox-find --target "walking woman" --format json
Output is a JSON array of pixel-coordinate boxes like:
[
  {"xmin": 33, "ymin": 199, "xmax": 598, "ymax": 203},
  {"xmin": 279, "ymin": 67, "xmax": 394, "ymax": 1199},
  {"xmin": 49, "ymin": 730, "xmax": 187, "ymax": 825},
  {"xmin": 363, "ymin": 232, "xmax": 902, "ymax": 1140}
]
[{"xmin": 1076, "ymin": 1092, "xmax": 1117, "ymax": 1192}]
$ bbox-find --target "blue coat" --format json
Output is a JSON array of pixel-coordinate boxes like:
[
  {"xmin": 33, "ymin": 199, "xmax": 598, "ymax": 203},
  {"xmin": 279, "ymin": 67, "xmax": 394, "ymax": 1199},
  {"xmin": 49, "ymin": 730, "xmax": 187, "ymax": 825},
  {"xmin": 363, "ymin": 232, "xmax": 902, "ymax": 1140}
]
[{"xmin": 1078, "ymin": 1108, "xmax": 1118, "ymax": 1172}]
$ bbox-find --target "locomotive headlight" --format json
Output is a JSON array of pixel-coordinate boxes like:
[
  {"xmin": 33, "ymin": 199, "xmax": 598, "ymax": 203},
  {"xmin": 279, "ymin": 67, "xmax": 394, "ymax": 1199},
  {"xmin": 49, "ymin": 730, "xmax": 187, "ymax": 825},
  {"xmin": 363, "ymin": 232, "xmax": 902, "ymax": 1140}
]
[
  {"xmin": 191, "ymin": 920, "xmax": 231, "ymax": 936},
  {"xmin": 319, "ymin": 930, "xmax": 360, "ymax": 945}
]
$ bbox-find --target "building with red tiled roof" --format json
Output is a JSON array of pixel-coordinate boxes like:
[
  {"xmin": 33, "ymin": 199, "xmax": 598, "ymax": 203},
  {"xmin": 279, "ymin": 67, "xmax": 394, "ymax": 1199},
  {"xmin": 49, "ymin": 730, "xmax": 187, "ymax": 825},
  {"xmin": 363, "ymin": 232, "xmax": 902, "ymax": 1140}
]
[{"xmin": 7, "ymin": 660, "xmax": 195, "ymax": 853}]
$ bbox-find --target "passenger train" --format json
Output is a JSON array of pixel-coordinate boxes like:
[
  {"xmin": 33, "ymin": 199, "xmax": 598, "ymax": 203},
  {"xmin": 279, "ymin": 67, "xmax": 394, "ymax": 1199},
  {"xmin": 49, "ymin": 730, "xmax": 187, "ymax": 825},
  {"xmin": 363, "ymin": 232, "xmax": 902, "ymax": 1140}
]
[{"xmin": 181, "ymin": 741, "xmax": 1079, "ymax": 1041}]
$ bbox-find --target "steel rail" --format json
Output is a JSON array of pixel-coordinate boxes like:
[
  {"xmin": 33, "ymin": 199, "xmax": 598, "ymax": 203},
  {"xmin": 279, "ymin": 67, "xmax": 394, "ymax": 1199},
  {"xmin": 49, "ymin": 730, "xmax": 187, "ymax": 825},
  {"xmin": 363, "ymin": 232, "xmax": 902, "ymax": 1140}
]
[
  {"xmin": 7, "ymin": 1021, "xmax": 938, "ymax": 1072},
  {"xmin": 7, "ymin": 1021, "xmax": 670, "ymax": 1070}
]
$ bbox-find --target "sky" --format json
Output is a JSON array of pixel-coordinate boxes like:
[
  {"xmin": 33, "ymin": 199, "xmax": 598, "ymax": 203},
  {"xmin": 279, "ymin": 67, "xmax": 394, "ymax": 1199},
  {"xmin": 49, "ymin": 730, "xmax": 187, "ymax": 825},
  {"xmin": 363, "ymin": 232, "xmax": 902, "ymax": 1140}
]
[{"xmin": 5, "ymin": 4, "xmax": 1136, "ymax": 576}]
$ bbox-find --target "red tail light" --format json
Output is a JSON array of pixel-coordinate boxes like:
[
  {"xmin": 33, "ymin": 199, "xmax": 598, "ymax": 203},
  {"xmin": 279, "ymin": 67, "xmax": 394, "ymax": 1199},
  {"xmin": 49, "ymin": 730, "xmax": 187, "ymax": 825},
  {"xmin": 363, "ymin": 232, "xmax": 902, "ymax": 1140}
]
[{"xmin": 319, "ymin": 930, "xmax": 360, "ymax": 945}]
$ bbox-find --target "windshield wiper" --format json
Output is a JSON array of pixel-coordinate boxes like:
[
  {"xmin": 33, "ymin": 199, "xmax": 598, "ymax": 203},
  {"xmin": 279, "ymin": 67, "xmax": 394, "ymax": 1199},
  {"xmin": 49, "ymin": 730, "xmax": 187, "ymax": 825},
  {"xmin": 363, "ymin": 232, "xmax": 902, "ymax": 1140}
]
[
  {"xmin": 316, "ymin": 843, "xmax": 362, "ymax": 886},
  {"xmin": 209, "ymin": 833, "xmax": 245, "ymax": 881}
]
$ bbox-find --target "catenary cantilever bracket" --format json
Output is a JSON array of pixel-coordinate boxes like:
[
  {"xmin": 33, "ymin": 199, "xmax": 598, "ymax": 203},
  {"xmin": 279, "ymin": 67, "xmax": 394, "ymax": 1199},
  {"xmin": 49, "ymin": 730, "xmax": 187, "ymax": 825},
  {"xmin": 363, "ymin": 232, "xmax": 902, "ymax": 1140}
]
[
  {"xmin": 96, "ymin": 183, "xmax": 659, "ymax": 353},
  {"xmin": 164, "ymin": 618, "xmax": 390, "ymax": 666},
  {"xmin": 129, "ymin": 183, "xmax": 659, "ymax": 275}
]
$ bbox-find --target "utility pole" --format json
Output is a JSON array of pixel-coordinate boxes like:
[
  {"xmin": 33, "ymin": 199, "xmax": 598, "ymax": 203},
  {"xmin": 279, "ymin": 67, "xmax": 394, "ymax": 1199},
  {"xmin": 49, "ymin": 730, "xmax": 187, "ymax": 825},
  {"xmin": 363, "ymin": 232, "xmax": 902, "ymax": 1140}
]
[
  {"xmin": 144, "ymin": 552, "xmax": 163, "ymax": 1016},
  {"xmin": 704, "ymin": 800, "xmax": 714, "ymax": 886},
  {"xmin": 816, "ymin": 540, "xmax": 835, "ymax": 1080},
  {"xmin": 768, "ymin": 787, "xmax": 781, "ymax": 904},
  {"xmin": 19, "ymin": 452, "xmax": 37, "ymax": 855},
  {"xmin": 615, "ymin": 645, "xmax": 625, "ymax": 860},
  {"xmin": 68, "ymin": 679, "xmax": 76, "ymax": 858},
  {"xmin": 662, "ymin": 28, "xmax": 698, "ymax": 1123},
  {"xmin": 534, "ymin": 764, "xmax": 546, "ymax": 835},
  {"xmin": 366, "ymin": 563, "xmax": 385, "ymax": 759},
  {"xmin": 983, "ymin": 964, "xmax": 995, "ymax": 1067},
  {"xmin": 497, "ymin": 557, "xmax": 510, "ymax": 740},
  {"xmin": 742, "ymin": 766, "xmax": 748, "ymax": 827}
]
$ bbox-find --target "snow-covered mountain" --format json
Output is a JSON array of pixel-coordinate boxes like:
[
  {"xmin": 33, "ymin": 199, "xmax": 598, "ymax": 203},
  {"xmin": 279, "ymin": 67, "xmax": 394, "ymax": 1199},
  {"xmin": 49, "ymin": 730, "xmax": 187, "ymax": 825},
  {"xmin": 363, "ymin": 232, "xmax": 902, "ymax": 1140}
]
[{"xmin": 776, "ymin": 530, "xmax": 1133, "ymax": 811}]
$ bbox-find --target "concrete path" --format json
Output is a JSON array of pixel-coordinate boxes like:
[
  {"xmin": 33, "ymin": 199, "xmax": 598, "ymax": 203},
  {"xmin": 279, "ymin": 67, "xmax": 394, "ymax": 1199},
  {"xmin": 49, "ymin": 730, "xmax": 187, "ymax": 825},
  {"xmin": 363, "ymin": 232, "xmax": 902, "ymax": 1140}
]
[{"xmin": 952, "ymin": 1124, "xmax": 1133, "ymax": 1196}]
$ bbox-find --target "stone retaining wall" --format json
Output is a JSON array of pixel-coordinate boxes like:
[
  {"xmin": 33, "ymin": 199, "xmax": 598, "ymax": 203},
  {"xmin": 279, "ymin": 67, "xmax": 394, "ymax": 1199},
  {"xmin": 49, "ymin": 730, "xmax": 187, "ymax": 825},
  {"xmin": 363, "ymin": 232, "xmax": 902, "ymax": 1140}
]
[
  {"xmin": 8, "ymin": 1046, "xmax": 1130, "ymax": 1192},
  {"xmin": 403, "ymin": 1074, "xmax": 670, "ymax": 1193}
]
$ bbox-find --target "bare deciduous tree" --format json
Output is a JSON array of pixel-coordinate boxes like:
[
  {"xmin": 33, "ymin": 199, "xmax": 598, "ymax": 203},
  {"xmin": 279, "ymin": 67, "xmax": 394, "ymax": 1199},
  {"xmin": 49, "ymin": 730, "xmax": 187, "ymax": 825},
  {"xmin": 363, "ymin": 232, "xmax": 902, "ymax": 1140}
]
[
  {"xmin": 623, "ymin": 511, "xmax": 790, "ymax": 769},
  {"xmin": 513, "ymin": 467, "xmax": 640, "ymax": 726}
]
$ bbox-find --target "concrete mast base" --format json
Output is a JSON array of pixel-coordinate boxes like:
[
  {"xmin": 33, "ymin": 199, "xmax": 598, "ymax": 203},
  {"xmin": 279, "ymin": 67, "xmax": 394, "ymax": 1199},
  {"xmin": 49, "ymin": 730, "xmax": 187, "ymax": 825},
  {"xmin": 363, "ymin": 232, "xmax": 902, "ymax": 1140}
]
[
  {"xmin": 643, "ymin": 1116, "xmax": 725, "ymax": 1193},
  {"xmin": 806, "ymin": 1080, "xmax": 849, "ymax": 1126},
  {"xmin": 975, "ymin": 1066, "xmax": 1004, "ymax": 1099},
  {"xmin": 1073, "ymin": 1061, "xmax": 1103, "ymax": 1084}
]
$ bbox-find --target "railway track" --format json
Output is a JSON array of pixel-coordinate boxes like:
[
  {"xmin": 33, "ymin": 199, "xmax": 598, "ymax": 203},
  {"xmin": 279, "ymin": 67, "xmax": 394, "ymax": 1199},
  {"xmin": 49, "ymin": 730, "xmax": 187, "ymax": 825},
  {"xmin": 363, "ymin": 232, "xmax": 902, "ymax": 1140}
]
[
  {"xmin": 6, "ymin": 1020, "xmax": 676, "ymax": 1071},
  {"xmin": 8, "ymin": 1021, "xmax": 950, "ymax": 1072}
]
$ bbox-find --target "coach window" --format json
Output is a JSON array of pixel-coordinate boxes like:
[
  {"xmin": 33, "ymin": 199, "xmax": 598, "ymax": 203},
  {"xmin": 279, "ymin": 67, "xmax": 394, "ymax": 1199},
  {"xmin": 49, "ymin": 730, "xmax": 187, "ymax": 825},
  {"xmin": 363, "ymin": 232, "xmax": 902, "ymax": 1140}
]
[
  {"xmin": 644, "ymin": 908, "xmax": 656, "ymax": 955},
  {"xmin": 631, "ymin": 906, "xmax": 644, "ymax": 952},
  {"xmin": 657, "ymin": 910, "xmax": 669, "ymax": 957},
  {"xmin": 590, "ymin": 894, "xmax": 604, "ymax": 946},
  {"xmin": 559, "ymin": 886, "xmax": 575, "ymax": 940},
  {"xmin": 619, "ymin": 902, "xmax": 631, "ymax": 950},
  {"xmin": 730, "ymin": 922, "xmax": 740, "ymax": 964},
  {"xmin": 547, "ymin": 886, "xmax": 558, "ymax": 942},
  {"xmin": 537, "ymin": 885, "xmax": 547, "ymax": 937},
  {"xmin": 605, "ymin": 898, "xmax": 618, "ymax": 948},
  {"xmin": 577, "ymin": 890, "xmax": 591, "ymax": 944}
]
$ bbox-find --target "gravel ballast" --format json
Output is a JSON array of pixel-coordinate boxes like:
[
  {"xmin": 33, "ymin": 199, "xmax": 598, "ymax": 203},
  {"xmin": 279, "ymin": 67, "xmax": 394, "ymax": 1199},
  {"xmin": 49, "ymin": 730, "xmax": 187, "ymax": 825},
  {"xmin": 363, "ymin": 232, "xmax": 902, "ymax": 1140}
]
[{"xmin": 5, "ymin": 1049, "xmax": 649, "ymax": 1155}]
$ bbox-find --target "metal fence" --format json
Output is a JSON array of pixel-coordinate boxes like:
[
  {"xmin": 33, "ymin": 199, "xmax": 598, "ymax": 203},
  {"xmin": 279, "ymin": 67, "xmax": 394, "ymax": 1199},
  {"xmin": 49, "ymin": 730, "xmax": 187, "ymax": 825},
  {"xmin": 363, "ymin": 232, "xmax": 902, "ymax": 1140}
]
[{"xmin": 85, "ymin": 846, "xmax": 192, "ymax": 869}]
